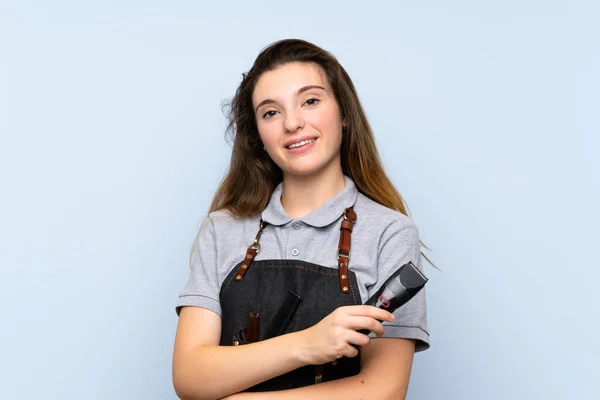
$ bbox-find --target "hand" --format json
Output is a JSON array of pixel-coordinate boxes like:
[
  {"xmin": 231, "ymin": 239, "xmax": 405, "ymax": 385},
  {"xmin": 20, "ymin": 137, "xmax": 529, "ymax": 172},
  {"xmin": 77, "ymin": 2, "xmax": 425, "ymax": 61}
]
[{"xmin": 298, "ymin": 305, "xmax": 394, "ymax": 365}]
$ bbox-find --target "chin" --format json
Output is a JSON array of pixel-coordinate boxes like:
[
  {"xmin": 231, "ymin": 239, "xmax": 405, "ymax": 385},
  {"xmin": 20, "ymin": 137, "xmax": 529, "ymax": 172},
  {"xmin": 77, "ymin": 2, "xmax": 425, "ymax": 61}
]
[
  {"xmin": 275, "ymin": 152, "xmax": 341, "ymax": 179},
  {"xmin": 282, "ymin": 161, "xmax": 336, "ymax": 178}
]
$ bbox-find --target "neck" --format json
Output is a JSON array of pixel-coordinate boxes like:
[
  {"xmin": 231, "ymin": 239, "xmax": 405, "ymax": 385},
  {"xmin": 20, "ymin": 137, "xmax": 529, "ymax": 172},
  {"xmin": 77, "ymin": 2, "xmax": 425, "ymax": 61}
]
[{"xmin": 280, "ymin": 163, "xmax": 346, "ymax": 219}]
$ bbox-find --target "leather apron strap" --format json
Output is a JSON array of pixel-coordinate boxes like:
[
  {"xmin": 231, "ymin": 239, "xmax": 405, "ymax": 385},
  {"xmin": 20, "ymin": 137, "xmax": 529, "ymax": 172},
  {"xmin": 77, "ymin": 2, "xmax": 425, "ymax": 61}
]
[
  {"xmin": 337, "ymin": 206, "xmax": 356, "ymax": 294},
  {"xmin": 234, "ymin": 219, "xmax": 267, "ymax": 281}
]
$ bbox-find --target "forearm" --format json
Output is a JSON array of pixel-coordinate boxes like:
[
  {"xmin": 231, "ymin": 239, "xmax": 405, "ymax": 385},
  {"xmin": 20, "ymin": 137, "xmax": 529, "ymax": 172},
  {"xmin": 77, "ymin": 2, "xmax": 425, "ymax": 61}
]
[
  {"xmin": 228, "ymin": 371, "xmax": 407, "ymax": 400},
  {"xmin": 173, "ymin": 330, "xmax": 308, "ymax": 400},
  {"xmin": 226, "ymin": 338, "xmax": 415, "ymax": 400}
]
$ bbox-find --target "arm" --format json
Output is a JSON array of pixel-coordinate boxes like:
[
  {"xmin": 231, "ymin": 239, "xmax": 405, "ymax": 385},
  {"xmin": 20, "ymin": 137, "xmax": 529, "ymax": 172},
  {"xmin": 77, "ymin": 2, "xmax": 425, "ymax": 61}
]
[
  {"xmin": 173, "ymin": 305, "xmax": 396, "ymax": 400},
  {"xmin": 223, "ymin": 338, "xmax": 416, "ymax": 400},
  {"xmin": 173, "ymin": 306, "xmax": 308, "ymax": 400}
]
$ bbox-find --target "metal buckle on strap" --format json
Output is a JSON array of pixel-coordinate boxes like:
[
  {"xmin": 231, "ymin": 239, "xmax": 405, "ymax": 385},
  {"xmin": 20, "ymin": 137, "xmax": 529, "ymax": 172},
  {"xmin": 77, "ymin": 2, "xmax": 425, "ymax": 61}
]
[
  {"xmin": 343, "ymin": 208, "xmax": 357, "ymax": 224},
  {"xmin": 247, "ymin": 219, "xmax": 266, "ymax": 253},
  {"xmin": 336, "ymin": 249, "xmax": 351, "ymax": 261},
  {"xmin": 247, "ymin": 241, "xmax": 261, "ymax": 253}
]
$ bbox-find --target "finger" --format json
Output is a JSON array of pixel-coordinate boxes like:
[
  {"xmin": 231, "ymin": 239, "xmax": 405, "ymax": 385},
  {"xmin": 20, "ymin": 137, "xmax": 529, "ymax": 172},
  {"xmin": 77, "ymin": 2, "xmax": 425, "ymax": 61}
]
[
  {"xmin": 345, "ymin": 329, "xmax": 371, "ymax": 347},
  {"xmin": 344, "ymin": 305, "xmax": 395, "ymax": 321},
  {"xmin": 344, "ymin": 316, "xmax": 385, "ymax": 337},
  {"xmin": 341, "ymin": 343, "xmax": 361, "ymax": 359}
]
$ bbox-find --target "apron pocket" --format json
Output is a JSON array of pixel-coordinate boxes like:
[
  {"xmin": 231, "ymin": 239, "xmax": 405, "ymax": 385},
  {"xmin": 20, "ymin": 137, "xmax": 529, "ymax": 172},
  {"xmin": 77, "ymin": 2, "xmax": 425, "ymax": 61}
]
[
  {"xmin": 232, "ymin": 291, "xmax": 302, "ymax": 345},
  {"xmin": 234, "ymin": 311, "xmax": 261, "ymax": 345},
  {"xmin": 263, "ymin": 291, "xmax": 301, "ymax": 339}
]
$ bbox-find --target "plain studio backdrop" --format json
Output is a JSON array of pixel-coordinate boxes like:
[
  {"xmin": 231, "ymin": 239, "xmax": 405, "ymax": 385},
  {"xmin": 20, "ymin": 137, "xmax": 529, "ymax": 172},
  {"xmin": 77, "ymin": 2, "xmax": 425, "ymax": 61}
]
[{"xmin": 1, "ymin": 1, "xmax": 598, "ymax": 399}]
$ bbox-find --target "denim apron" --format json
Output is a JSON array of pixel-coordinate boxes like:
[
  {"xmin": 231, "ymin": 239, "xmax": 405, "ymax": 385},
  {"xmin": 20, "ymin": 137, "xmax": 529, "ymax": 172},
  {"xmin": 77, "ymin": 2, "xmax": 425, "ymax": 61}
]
[{"xmin": 218, "ymin": 207, "xmax": 363, "ymax": 391}]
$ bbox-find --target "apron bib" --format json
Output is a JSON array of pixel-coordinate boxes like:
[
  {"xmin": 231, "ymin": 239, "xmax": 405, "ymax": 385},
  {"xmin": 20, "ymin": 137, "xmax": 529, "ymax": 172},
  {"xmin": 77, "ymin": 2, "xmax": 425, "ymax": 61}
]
[{"xmin": 218, "ymin": 207, "xmax": 363, "ymax": 391}]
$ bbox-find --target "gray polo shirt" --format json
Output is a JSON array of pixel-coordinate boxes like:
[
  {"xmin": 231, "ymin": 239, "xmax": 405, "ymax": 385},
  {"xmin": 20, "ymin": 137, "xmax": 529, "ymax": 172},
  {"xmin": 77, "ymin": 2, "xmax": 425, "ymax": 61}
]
[{"xmin": 177, "ymin": 175, "xmax": 430, "ymax": 352}]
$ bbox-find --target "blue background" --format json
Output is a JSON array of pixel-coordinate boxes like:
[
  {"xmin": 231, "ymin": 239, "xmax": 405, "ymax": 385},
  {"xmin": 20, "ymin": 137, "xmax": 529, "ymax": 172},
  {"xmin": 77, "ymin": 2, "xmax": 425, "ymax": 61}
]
[{"xmin": 1, "ymin": 1, "xmax": 598, "ymax": 399}]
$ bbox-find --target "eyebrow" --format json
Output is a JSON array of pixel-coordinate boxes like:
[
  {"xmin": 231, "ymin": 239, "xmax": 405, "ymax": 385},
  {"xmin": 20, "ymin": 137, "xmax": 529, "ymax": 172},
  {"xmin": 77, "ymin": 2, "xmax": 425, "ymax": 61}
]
[{"xmin": 254, "ymin": 85, "xmax": 326, "ymax": 114}]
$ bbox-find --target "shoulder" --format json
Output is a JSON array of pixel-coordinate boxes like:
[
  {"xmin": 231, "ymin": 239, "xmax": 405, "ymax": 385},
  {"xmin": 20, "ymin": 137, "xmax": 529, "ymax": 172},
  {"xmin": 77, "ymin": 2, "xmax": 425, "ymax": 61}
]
[
  {"xmin": 354, "ymin": 194, "xmax": 423, "ymax": 279},
  {"xmin": 354, "ymin": 193, "xmax": 419, "ymax": 239},
  {"xmin": 194, "ymin": 209, "xmax": 262, "ymax": 248},
  {"xmin": 202, "ymin": 209, "xmax": 260, "ymax": 231}
]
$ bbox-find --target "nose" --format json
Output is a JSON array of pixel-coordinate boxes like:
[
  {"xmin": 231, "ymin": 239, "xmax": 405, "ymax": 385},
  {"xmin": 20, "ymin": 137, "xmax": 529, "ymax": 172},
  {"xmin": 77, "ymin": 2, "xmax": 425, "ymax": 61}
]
[{"xmin": 283, "ymin": 109, "xmax": 305, "ymax": 133}]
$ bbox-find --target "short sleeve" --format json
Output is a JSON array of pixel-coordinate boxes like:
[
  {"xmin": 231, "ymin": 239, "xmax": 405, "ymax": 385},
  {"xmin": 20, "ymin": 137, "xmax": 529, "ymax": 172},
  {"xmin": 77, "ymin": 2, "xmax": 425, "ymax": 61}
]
[
  {"xmin": 368, "ymin": 217, "xmax": 430, "ymax": 352},
  {"xmin": 175, "ymin": 216, "xmax": 222, "ymax": 317}
]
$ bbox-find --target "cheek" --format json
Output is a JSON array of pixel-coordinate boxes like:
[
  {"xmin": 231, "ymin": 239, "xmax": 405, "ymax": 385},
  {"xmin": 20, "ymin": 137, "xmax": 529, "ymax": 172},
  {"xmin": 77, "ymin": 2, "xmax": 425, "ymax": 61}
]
[
  {"xmin": 311, "ymin": 107, "xmax": 342, "ymax": 142},
  {"xmin": 257, "ymin": 124, "xmax": 279, "ymax": 147}
]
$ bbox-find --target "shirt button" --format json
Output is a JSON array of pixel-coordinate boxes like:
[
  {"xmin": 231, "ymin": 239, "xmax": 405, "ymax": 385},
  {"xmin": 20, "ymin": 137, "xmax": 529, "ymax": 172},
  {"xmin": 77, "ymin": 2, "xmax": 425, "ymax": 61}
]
[
  {"xmin": 291, "ymin": 248, "xmax": 299, "ymax": 256},
  {"xmin": 293, "ymin": 222, "xmax": 301, "ymax": 230}
]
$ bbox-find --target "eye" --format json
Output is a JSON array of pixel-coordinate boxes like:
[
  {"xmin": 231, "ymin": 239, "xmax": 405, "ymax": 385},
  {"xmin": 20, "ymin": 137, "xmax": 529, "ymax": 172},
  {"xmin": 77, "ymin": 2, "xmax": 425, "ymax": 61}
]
[
  {"xmin": 304, "ymin": 97, "xmax": 320, "ymax": 106},
  {"xmin": 262, "ymin": 110, "xmax": 277, "ymax": 119}
]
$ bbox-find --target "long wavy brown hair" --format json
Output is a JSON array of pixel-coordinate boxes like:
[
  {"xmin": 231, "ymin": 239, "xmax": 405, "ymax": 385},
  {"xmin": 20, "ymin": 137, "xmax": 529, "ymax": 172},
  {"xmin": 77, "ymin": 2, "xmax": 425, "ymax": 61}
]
[{"xmin": 208, "ymin": 38, "xmax": 434, "ymax": 267}]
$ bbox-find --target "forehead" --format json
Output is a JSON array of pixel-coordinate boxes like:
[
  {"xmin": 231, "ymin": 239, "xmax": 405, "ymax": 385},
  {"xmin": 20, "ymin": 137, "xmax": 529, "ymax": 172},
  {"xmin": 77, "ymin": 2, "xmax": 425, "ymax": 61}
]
[{"xmin": 252, "ymin": 62, "xmax": 329, "ymax": 104}]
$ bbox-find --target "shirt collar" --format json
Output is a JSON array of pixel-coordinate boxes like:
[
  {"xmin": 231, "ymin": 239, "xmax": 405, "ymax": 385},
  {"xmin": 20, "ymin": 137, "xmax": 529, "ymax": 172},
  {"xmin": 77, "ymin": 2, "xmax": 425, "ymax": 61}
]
[{"xmin": 261, "ymin": 175, "xmax": 358, "ymax": 228}]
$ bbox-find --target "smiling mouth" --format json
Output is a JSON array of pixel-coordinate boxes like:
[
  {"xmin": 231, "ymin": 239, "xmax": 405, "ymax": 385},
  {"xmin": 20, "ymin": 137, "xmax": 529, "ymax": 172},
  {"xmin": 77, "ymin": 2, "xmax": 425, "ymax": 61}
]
[{"xmin": 286, "ymin": 139, "xmax": 316, "ymax": 149}]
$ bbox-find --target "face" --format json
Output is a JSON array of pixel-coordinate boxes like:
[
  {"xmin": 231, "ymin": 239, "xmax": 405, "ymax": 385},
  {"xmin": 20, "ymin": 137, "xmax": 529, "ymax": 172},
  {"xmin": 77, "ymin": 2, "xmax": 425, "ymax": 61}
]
[{"xmin": 252, "ymin": 62, "xmax": 344, "ymax": 178}]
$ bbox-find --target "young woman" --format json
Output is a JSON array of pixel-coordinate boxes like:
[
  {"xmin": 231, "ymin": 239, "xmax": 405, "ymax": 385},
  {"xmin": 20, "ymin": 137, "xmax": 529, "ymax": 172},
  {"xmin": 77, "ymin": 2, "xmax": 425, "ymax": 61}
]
[{"xmin": 173, "ymin": 39, "xmax": 430, "ymax": 400}]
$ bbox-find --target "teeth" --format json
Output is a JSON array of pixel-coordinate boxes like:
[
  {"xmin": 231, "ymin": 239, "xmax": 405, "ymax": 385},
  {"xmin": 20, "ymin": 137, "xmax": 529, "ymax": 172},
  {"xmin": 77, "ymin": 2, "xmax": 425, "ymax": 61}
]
[{"xmin": 287, "ymin": 139, "xmax": 315, "ymax": 149}]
